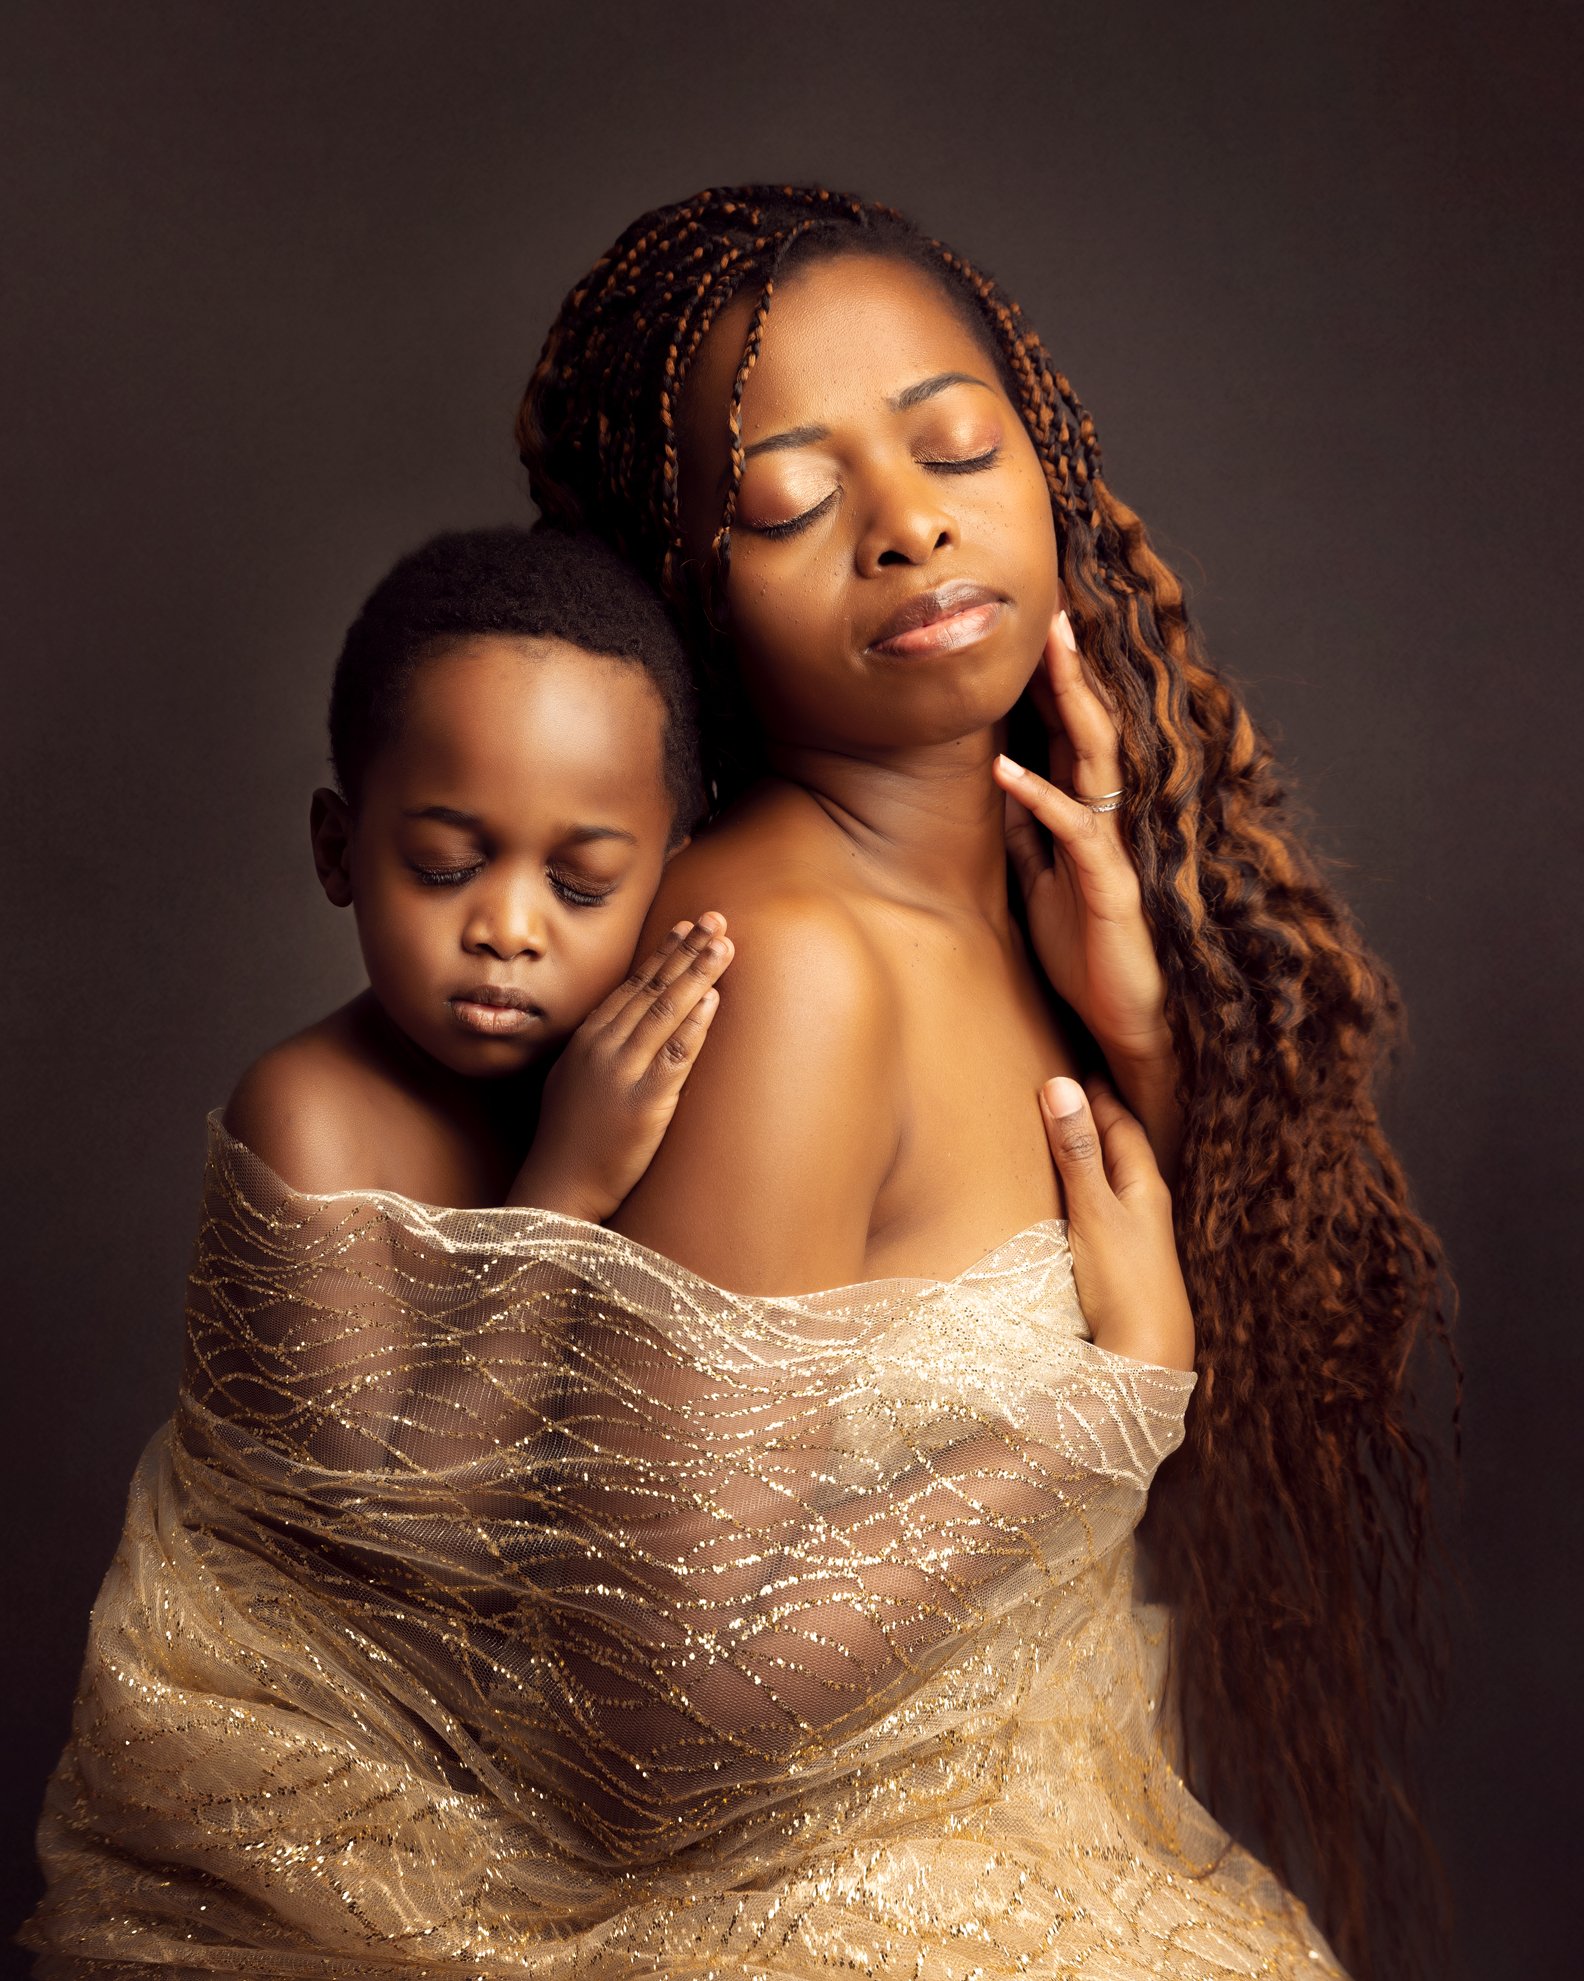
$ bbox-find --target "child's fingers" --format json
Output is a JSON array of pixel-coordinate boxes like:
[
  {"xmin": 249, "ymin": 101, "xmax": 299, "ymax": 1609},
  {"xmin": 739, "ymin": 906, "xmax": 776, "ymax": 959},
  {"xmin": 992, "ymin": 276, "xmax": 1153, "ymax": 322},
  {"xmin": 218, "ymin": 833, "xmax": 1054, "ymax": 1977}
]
[
  {"xmin": 1087, "ymin": 1080, "xmax": 1167, "ymax": 1202},
  {"xmin": 641, "ymin": 985, "xmax": 721, "ymax": 1091},
  {"xmin": 605, "ymin": 913, "xmax": 727, "ymax": 1045},
  {"xmin": 621, "ymin": 928, "xmax": 733, "ymax": 1062},
  {"xmin": 584, "ymin": 921, "xmax": 692, "ymax": 1031}
]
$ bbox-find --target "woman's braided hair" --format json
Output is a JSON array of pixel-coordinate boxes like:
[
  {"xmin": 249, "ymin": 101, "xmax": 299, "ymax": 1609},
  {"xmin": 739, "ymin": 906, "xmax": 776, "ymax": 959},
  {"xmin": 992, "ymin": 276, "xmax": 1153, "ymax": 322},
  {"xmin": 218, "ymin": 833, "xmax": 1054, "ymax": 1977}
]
[{"xmin": 516, "ymin": 184, "xmax": 1457, "ymax": 1977}]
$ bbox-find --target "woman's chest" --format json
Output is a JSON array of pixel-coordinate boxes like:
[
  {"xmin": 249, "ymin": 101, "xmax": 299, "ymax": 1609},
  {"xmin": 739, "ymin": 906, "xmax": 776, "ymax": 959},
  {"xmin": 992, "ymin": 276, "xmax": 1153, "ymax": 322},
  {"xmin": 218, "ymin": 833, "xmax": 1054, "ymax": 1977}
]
[{"xmin": 864, "ymin": 930, "xmax": 1081, "ymax": 1277}]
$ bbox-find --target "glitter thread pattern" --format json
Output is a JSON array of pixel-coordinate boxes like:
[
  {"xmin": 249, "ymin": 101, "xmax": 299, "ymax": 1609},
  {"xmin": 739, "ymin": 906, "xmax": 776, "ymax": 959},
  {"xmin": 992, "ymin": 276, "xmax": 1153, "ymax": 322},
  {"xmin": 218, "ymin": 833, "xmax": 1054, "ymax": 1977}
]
[{"xmin": 23, "ymin": 1117, "xmax": 1345, "ymax": 1976}]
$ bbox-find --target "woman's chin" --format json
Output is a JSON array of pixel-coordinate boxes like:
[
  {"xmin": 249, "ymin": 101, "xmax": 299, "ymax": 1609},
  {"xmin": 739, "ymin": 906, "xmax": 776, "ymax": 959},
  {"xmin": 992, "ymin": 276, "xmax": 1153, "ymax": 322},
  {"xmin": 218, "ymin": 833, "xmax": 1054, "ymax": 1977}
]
[{"xmin": 908, "ymin": 677, "xmax": 1041, "ymax": 750}]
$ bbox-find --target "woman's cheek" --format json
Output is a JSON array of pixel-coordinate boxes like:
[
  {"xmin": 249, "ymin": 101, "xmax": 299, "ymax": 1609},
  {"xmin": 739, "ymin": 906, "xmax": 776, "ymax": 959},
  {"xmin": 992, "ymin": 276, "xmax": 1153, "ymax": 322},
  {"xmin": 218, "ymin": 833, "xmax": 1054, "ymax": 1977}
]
[{"xmin": 732, "ymin": 576, "xmax": 809, "ymax": 672}]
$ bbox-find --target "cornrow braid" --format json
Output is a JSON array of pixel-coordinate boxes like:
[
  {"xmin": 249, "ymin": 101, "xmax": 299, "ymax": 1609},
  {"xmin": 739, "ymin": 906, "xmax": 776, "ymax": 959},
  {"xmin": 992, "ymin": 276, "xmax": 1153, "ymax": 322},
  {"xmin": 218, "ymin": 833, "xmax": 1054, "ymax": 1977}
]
[
  {"xmin": 515, "ymin": 186, "xmax": 1456, "ymax": 1981},
  {"xmin": 710, "ymin": 221, "xmax": 828, "ymax": 611}
]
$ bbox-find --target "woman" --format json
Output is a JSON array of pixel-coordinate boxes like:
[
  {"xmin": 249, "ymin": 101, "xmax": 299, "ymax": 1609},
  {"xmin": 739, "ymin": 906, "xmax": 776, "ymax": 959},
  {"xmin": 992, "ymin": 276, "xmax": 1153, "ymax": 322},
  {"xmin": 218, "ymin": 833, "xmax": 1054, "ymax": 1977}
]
[{"xmin": 516, "ymin": 185, "xmax": 1454, "ymax": 1976}]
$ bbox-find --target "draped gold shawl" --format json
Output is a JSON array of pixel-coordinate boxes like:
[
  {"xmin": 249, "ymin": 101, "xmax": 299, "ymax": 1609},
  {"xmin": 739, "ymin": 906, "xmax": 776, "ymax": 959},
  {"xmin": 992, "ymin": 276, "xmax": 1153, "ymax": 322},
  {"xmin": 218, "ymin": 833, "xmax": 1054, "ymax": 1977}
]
[{"xmin": 23, "ymin": 1118, "xmax": 1344, "ymax": 1977}]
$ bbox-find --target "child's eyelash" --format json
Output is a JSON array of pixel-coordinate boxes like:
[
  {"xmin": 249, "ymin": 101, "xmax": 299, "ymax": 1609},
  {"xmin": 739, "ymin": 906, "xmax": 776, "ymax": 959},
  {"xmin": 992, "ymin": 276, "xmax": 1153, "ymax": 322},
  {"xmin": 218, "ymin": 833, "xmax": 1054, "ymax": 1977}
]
[
  {"xmin": 412, "ymin": 864, "xmax": 482, "ymax": 888},
  {"xmin": 748, "ymin": 448, "xmax": 1002, "ymax": 540},
  {"xmin": 411, "ymin": 864, "xmax": 615, "ymax": 909},
  {"xmin": 550, "ymin": 875, "xmax": 614, "ymax": 909}
]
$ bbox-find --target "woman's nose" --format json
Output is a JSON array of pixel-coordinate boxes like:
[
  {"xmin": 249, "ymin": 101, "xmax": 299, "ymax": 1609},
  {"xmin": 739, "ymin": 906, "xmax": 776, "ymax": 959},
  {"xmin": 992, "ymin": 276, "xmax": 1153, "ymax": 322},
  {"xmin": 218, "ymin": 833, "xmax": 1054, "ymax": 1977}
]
[
  {"xmin": 854, "ymin": 467, "xmax": 957, "ymax": 575},
  {"xmin": 463, "ymin": 882, "xmax": 549, "ymax": 961}
]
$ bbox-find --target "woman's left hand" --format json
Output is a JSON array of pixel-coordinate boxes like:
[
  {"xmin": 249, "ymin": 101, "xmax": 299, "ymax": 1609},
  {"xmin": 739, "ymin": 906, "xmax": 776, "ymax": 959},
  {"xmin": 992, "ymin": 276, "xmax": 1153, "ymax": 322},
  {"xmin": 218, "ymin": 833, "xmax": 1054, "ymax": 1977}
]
[
  {"xmin": 1037, "ymin": 1075, "xmax": 1195, "ymax": 1371},
  {"xmin": 992, "ymin": 606, "xmax": 1184, "ymax": 1174}
]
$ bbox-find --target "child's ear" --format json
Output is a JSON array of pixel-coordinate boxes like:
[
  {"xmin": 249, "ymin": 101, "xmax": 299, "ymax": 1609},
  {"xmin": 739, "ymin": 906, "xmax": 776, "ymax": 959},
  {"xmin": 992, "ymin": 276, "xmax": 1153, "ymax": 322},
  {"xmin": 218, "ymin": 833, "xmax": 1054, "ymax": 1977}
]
[
  {"xmin": 310, "ymin": 788, "xmax": 355, "ymax": 907},
  {"xmin": 662, "ymin": 831, "xmax": 692, "ymax": 864}
]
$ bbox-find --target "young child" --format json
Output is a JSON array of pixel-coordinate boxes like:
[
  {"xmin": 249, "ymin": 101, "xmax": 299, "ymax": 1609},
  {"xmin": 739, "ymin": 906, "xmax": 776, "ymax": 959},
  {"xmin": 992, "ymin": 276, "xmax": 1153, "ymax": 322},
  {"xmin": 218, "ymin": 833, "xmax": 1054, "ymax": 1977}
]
[{"xmin": 225, "ymin": 525, "xmax": 732, "ymax": 1219}]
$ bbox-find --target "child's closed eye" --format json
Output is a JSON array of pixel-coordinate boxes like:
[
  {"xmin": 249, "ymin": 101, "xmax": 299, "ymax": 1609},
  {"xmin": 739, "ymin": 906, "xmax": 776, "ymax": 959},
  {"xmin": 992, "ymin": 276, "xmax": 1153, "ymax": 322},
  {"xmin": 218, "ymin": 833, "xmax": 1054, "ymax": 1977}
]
[
  {"xmin": 411, "ymin": 862, "xmax": 483, "ymax": 888},
  {"xmin": 550, "ymin": 870, "xmax": 618, "ymax": 909}
]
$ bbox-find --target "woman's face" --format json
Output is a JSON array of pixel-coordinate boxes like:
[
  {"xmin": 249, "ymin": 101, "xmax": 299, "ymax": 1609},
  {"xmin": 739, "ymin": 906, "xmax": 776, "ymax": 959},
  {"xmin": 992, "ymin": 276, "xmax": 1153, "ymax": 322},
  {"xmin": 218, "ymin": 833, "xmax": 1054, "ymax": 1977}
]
[{"xmin": 678, "ymin": 253, "xmax": 1061, "ymax": 757}]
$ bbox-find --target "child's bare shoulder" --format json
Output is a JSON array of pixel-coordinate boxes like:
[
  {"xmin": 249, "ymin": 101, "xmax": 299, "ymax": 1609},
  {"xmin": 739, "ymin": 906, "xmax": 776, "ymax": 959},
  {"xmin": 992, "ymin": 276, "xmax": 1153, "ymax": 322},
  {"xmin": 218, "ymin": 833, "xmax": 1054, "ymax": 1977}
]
[{"xmin": 224, "ymin": 1002, "xmax": 389, "ymax": 1195}]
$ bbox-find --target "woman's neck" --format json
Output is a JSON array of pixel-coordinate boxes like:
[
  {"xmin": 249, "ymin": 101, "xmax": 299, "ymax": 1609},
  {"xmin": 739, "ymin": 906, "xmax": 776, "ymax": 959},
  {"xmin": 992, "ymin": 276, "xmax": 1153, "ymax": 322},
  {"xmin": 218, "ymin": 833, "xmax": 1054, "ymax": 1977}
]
[{"xmin": 764, "ymin": 724, "xmax": 1014, "ymax": 926}]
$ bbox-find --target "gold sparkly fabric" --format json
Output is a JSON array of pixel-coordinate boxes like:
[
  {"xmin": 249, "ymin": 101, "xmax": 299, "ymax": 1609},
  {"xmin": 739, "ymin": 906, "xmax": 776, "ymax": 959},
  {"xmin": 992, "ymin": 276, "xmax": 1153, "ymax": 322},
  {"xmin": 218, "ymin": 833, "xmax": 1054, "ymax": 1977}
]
[{"xmin": 24, "ymin": 1117, "xmax": 1345, "ymax": 1978}]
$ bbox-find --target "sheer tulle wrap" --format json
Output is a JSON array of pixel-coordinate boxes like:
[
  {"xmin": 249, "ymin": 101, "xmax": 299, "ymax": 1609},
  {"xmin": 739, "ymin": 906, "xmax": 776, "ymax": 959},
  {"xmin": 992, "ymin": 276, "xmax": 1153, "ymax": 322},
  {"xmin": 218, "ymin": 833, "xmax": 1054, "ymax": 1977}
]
[{"xmin": 24, "ymin": 1119, "xmax": 1344, "ymax": 1976}]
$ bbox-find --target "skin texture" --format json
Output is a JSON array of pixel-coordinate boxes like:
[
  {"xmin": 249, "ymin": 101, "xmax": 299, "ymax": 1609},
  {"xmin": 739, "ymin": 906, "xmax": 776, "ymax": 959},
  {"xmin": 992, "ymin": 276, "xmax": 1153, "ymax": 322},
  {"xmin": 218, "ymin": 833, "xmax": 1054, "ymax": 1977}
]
[
  {"xmin": 611, "ymin": 255, "xmax": 1191, "ymax": 1354},
  {"xmin": 226, "ymin": 636, "xmax": 730, "ymax": 1209}
]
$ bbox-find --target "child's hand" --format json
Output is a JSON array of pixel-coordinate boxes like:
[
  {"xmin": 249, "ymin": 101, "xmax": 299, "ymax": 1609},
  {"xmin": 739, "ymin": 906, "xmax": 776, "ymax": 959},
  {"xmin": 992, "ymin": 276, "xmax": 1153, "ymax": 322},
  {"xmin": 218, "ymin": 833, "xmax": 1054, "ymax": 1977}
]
[
  {"xmin": 506, "ymin": 915, "xmax": 734, "ymax": 1221},
  {"xmin": 1038, "ymin": 1075, "xmax": 1196, "ymax": 1372}
]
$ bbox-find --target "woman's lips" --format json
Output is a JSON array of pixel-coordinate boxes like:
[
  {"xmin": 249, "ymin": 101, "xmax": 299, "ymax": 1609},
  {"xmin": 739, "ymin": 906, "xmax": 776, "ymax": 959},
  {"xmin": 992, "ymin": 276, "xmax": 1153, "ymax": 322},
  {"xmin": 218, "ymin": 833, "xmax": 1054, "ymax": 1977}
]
[
  {"xmin": 867, "ymin": 582, "xmax": 1006, "ymax": 657},
  {"xmin": 449, "ymin": 988, "xmax": 543, "ymax": 1037}
]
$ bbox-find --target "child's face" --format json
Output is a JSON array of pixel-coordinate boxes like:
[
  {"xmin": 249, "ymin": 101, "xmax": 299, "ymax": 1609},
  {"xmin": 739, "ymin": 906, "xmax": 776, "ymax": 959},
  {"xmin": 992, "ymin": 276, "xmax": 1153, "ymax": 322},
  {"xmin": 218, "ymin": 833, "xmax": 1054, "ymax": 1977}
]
[{"xmin": 316, "ymin": 637, "xmax": 677, "ymax": 1079}]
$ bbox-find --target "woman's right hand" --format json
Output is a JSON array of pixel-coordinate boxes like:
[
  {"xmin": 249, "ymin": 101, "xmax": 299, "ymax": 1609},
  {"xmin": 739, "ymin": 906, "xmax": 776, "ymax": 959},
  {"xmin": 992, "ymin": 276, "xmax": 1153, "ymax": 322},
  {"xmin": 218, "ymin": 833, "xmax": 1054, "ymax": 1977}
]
[{"xmin": 1039, "ymin": 1076, "xmax": 1195, "ymax": 1372}]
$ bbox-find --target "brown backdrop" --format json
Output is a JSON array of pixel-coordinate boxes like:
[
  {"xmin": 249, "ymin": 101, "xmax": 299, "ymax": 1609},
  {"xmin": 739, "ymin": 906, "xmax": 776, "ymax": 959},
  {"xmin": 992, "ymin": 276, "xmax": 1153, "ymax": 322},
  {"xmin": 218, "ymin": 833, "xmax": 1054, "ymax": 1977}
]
[{"xmin": 4, "ymin": 4, "xmax": 1579, "ymax": 1975}]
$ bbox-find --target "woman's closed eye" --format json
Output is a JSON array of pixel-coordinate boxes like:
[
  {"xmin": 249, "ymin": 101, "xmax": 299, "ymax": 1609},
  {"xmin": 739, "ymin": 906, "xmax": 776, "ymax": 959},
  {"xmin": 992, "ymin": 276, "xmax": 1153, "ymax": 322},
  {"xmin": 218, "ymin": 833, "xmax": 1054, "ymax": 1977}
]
[
  {"xmin": 920, "ymin": 443, "xmax": 1001, "ymax": 475},
  {"xmin": 741, "ymin": 445, "xmax": 1004, "ymax": 540},
  {"xmin": 745, "ymin": 489, "xmax": 838, "ymax": 541}
]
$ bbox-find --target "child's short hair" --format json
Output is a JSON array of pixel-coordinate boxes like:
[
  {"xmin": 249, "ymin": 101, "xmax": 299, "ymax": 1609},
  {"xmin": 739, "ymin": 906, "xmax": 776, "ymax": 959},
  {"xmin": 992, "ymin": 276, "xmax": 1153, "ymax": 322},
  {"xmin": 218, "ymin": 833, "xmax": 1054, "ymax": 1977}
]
[{"xmin": 329, "ymin": 527, "xmax": 704, "ymax": 835}]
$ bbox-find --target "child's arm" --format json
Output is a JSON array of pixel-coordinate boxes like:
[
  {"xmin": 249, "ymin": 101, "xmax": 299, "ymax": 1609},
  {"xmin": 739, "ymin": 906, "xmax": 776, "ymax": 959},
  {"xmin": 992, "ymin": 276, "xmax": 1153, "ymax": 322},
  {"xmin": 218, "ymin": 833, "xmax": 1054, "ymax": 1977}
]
[{"xmin": 506, "ymin": 916, "xmax": 733, "ymax": 1221}]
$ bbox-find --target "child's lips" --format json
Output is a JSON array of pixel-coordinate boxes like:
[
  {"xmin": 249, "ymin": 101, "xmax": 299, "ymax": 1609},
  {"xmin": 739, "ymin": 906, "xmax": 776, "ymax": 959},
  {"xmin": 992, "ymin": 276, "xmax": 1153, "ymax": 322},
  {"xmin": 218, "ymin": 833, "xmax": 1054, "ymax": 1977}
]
[{"xmin": 449, "ymin": 987, "xmax": 544, "ymax": 1036}]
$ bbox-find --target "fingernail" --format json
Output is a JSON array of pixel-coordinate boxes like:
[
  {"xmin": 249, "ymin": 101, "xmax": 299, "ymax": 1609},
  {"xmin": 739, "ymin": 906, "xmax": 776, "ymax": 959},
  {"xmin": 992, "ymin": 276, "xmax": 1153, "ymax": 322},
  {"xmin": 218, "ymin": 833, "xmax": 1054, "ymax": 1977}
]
[
  {"xmin": 995, "ymin": 753, "xmax": 1027, "ymax": 778},
  {"xmin": 1042, "ymin": 1076, "xmax": 1085, "ymax": 1118},
  {"xmin": 1055, "ymin": 610, "xmax": 1078, "ymax": 651},
  {"xmin": 697, "ymin": 910, "xmax": 726, "ymax": 934},
  {"xmin": 671, "ymin": 921, "xmax": 694, "ymax": 937}
]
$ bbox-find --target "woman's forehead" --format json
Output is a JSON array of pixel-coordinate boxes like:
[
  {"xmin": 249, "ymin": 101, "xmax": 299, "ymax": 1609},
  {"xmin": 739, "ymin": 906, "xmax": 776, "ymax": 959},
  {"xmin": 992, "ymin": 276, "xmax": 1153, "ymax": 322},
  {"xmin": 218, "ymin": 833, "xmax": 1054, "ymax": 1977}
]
[{"xmin": 685, "ymin": 256, "xmax": 1000, "ymax": 441}]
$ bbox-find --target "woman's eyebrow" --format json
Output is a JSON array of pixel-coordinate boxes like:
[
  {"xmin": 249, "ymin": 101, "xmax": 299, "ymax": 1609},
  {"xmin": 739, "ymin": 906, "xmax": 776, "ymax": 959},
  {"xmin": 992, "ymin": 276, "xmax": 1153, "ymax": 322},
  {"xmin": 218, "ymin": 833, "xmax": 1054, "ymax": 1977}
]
[
  {"xmin": 740, "ymin": 373, "xmax": 992, "ymax": 466},
  {"xmin": 743, "ymin": 422, "xmax": 828, "ymax": 462},
  {"xmin": 889, "ymin": 370, "xmax": 991, "ymax": 411}
]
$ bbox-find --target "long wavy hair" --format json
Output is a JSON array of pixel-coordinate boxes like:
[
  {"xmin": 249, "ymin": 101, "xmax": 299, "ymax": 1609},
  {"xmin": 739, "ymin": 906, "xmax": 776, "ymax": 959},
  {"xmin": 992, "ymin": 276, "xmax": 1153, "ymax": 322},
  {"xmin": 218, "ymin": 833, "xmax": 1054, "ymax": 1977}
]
[{"xmin": 515, "ymin": 184, "xmax": 1458, "ymax": 1978}]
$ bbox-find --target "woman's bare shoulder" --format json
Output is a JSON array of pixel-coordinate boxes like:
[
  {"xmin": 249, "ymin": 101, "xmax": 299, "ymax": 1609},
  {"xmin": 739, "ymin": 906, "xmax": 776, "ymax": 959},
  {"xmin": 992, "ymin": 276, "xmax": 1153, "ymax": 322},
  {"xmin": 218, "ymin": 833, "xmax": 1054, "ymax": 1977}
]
[
  {"xmin": 644, "ymin": 792, "xmax": 897, "ymax": 1115},
  {"xmin": 645, "ymin": 786, "xmax": 867, "ymax": 940},
  {"xmin": 615, "ymin": 793, "xmax": 904, "ymax": 1292}
]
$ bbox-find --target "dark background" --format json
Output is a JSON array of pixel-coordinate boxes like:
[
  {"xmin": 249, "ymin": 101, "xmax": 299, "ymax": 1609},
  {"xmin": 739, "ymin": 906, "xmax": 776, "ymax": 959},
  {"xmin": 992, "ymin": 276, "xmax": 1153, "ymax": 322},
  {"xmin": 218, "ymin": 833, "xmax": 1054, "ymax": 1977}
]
[{"xmin": 4, "ymin": 3, "xmax": 1579, "ymax": 1974}]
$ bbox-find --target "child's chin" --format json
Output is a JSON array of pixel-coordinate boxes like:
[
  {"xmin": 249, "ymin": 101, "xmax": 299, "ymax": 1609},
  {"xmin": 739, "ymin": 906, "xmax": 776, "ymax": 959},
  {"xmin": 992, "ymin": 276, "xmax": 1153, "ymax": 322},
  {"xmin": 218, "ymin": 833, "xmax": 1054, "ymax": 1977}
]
[{"xmin": 455, "ymin": 1039, "xmax": 548, "ymax": 1080}]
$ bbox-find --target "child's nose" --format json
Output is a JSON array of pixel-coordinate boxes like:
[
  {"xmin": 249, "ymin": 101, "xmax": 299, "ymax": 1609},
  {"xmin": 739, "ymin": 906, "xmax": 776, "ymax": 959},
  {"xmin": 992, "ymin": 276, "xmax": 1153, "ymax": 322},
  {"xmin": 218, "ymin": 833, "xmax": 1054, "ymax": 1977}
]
[{"xmin": 464, "ymin": 882, "xmax": 548, "ymax": 961}]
